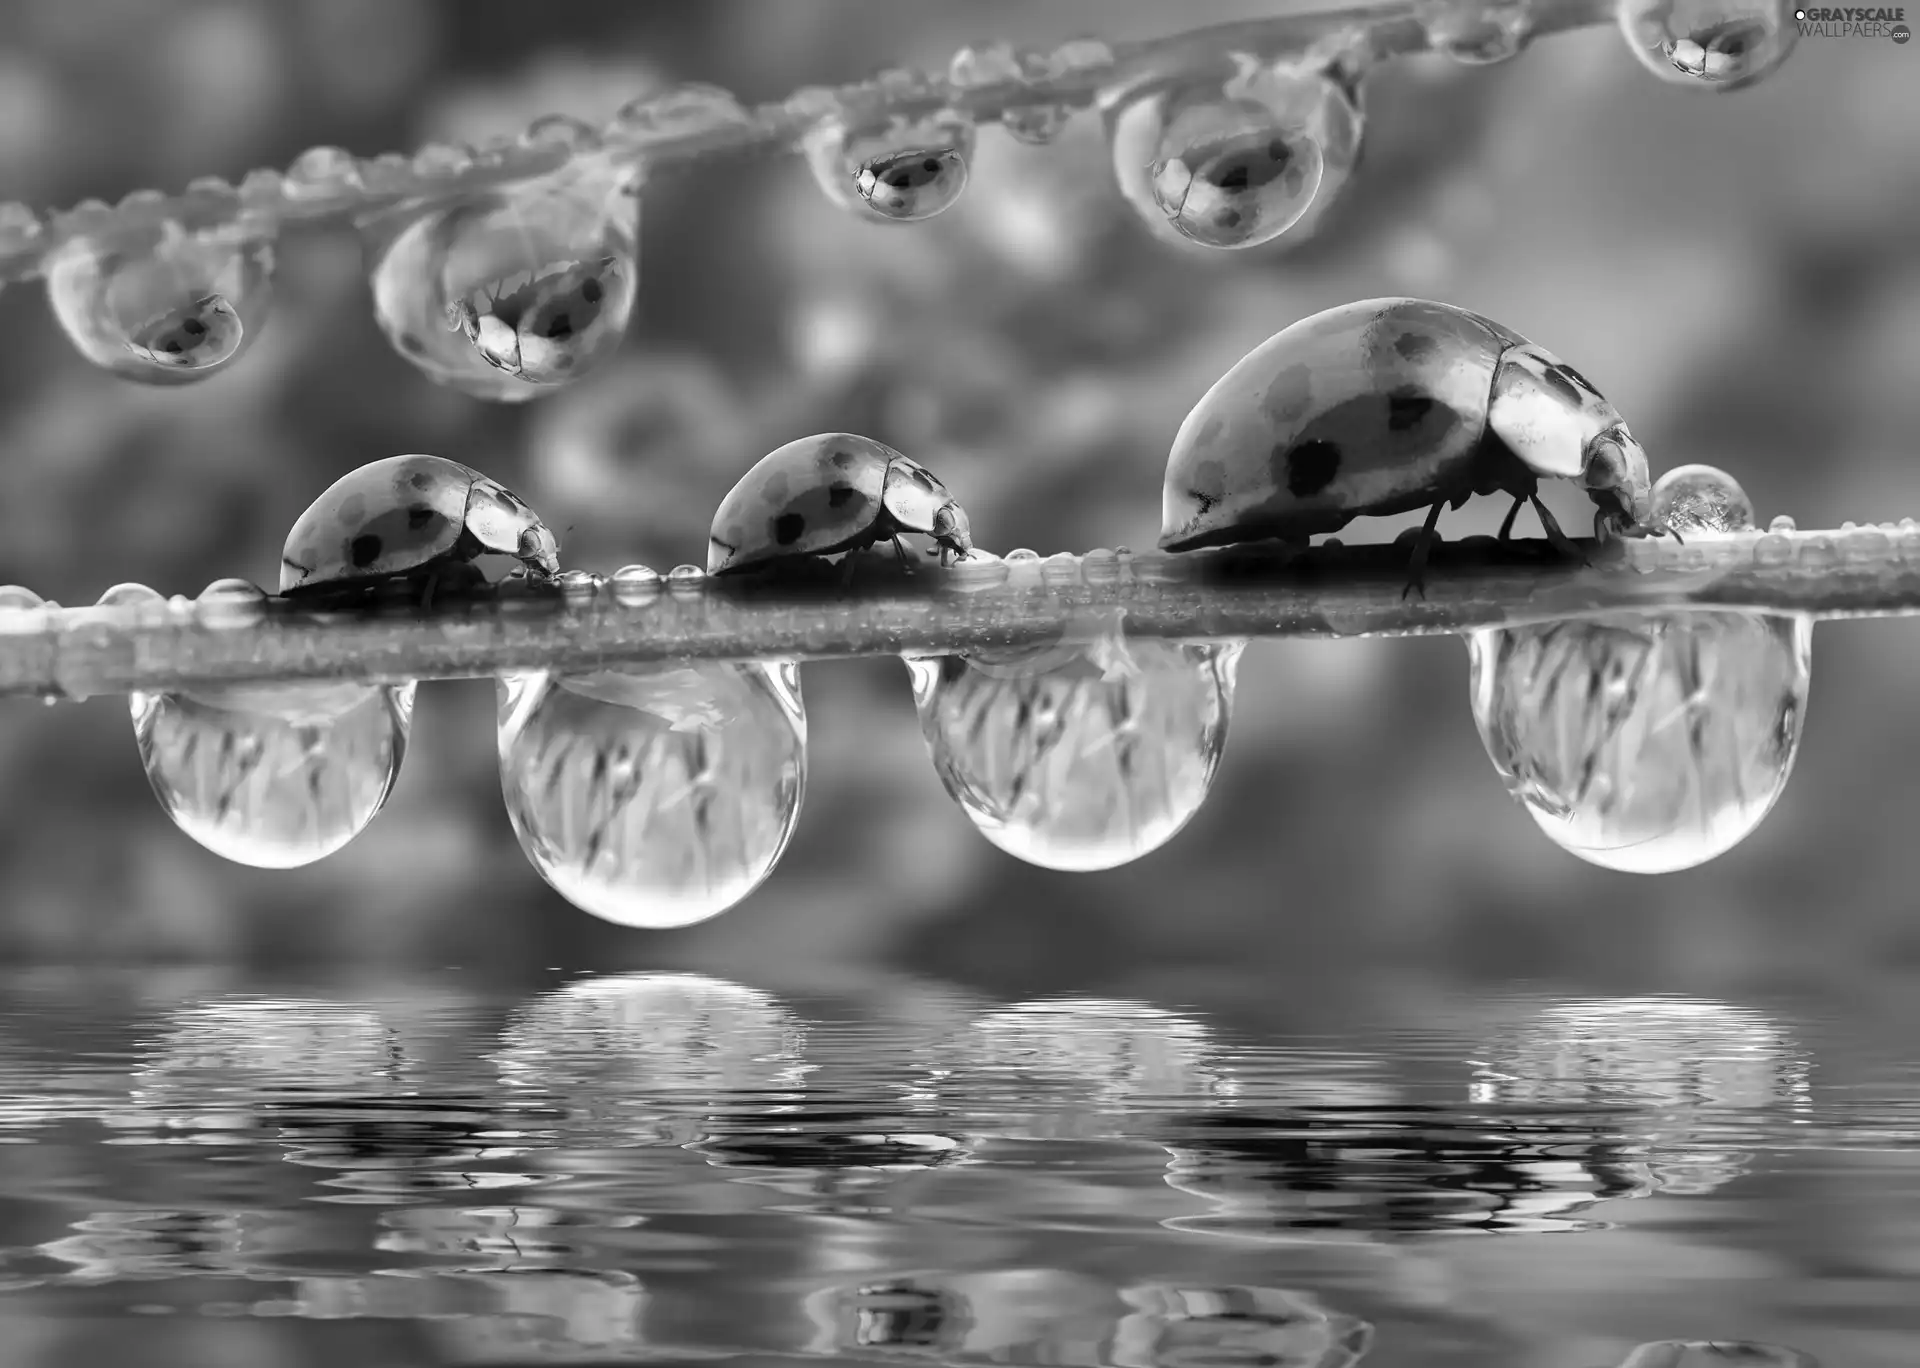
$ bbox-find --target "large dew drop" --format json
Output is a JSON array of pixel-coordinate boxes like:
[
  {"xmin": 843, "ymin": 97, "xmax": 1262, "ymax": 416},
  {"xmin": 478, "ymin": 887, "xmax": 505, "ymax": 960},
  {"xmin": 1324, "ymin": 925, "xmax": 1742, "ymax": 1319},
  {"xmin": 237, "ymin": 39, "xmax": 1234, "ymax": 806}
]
[
  {"xmin": 133, "ymin": 679, "xmax": 415, "ymax": 869},
  {"xmin": 1469, "ymin": 607, "xmax": 1810, "ymax": 874},
  {"xmin": 1105, "ymin": 56, "xmax": 1360, "ymax": 250},
  {"xmin": 1617, "ymin": 0, "xmax": 1797, "ymax": 88},
  {"xmin": 368, "ymin": 164, "xmax": 638, "ymax": 401},
  {"xmin": 46, "ymin": 224, "xmax": 272, "ymax": 383},
  {"xmin": 496, "ymin": 663, "xmax": 807, "ymax": 929},
  {"xmin": 803, "ymin": 114, "xmax": 975, "ymax": 223},
  {"xmin": 906, "ymin": 636, "xmax": 1241, "ymax": 872}
]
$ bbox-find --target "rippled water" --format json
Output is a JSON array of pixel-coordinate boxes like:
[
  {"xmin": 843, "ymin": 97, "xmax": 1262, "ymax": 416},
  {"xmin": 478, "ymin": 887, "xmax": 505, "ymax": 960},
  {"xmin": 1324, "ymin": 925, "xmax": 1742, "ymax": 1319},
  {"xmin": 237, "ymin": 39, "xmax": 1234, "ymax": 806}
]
[{"xmin": 0, "ymin": 969, "xmax": 1914, "ymax": 1366}]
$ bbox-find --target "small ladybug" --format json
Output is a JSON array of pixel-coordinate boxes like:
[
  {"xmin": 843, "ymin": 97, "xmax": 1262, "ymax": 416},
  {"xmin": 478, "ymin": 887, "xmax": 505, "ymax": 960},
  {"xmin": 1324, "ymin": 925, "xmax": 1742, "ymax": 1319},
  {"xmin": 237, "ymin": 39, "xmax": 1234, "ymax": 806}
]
[
  {"xmin": 446, "ymin": 255, "xmax": 630, "ymax": 385},
  {"xmin": 280, "ymin": 454, "xmax": 560, "ymax": 603},
  {"xmin": 707, "ymin": 433, "xmax": 974, "ymax": 575},
  {"xmin": 1159, "ymin": 298, "xmax": 1670, "ymax": 583},
  {"xmin": 128, "ymin": 293, "xmax": 246, "ymax": 372}
]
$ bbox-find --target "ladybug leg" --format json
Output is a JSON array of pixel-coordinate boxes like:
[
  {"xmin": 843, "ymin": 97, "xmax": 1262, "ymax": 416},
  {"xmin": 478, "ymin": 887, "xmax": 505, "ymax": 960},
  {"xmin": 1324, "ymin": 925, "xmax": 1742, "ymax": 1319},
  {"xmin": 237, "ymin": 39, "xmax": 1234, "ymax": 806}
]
[
  {"xmin": 1497, "ymin": 497, "xmax": 1526, "ymax": 542},
  {"xmin": 418, "ymin": 567, "xmax": 439, "ymax": 613},
  {"xmin": 889, "ymin": 533, "xmax": 916, "ymax": 574},
  {"xmin": 1400, "ymin": 500, "xmax": 1447, "ymax": 601},
  {"xmin": 1531, "ymin": 496, "xmax": 1591, "ymax": 567}
]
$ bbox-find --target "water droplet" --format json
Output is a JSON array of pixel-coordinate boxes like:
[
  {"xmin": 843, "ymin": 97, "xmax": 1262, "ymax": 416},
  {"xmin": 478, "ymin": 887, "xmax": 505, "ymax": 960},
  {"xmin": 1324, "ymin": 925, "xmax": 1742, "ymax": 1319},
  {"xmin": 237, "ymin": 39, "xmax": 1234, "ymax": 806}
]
[
  {"xmin": 1106, "ymin": 56, "xmax": 1359, "ymax": 250},
  {"xmin": 284, "ymin": 145, "xmax": 363, "ymax": 197},
  {"xmin": 368, "ymin": 164, "xmax": 638, "ymax": 401},
  {"xmin": 1612, "ymin": 1343, "xmax": 1817, "ymax": 1368},
  {"xmin": 907, "ymin": 639, "xmax": 1241, "ymax": 872},
  {"xmin": 1469, "ymin": 612, "xmax": 1810, "ymax": 874},
  {"xmin": 1005, "ymin": 548, "xmax": 1040, "ymax": 562},
  {"xmin": 496, "ymin": 663, "xmax": 807, "ymax": 928},
  {"xmin": 194, "ymin": 577, "xmax": 269, "ymax": 629},
  {"xmin": 236, "ymin": 169, "xmax": 284, "ymax": 204},
  {"xmin": 948, "ymin": 43, "xmax": 1074, "ymax": 145},
  {"xmin": 1768, "ymin": 513, "xmax": 1797, "ymax": 533},
  {"xmin": 412, "ymin": 142, "xmax": 475, "ymax": 178},
  {"xmin": 666, "ymin": 564, "xmax": 704, "ymax": 592},
  {"xmin": 804, "ymin": 115, "xmax": 975, "ymax": 223},
  {"xmin": 557, "ymin": 569, "xmax": 601, "ymax": 599},
  {"xmin": 134, "ymin": 681, "xmax": 415, "ymax": 869},
  {"xmin": 614, "ymin": 83, "xmax": 753, "ymax": 139},
  {"xmin": 523, "ymin": 114, "xmax": 601, "ymax": 152},
  {"xmin": 1618, "ymin": 0, "xmax": 1797, "ymax": 87},
  {"xmin": 0, "ymin": 586, "xmax": 45, "ymax": 613},
  {"xmin": 46, "ymin": 225, "xmax": 273, "ymax": 384},
  {"xmin": 610, "ymin": 564, "xmax": 661, "ymax": 602},
  {"xmin": 0, "ymin": 202, "xmax": 41, "ymax": 252},
  {"xmin": 1652, "ymin": 463, "xmax": 1754, "ymax": 534},
  {"xmin": 97, "ymin": 582, "xmax": 167, "ymax": 609},
  {"xmin": 1424, "ymin": 0, "xmax": 1535, "ymax": 63}
]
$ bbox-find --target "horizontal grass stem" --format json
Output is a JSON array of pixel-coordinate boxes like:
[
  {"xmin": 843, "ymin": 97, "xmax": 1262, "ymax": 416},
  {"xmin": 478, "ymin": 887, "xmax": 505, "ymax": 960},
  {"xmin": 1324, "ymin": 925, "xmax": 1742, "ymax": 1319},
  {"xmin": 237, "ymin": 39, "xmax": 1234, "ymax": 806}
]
[
  {"xmin": 0, "ymin": 0, "xmax": 1612, "ymax": 284},
  {"xmin": 2, "ymin": 529, "xmax": 1915, "ymax": 701}
]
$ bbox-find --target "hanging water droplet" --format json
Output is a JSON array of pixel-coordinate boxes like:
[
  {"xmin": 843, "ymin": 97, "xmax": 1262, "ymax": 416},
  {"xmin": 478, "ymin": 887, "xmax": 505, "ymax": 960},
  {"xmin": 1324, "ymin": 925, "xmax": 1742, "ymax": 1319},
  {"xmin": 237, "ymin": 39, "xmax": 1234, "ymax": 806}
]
[
  {"xmin": 368, "ymin": 164, "xmax": 638, "ymax": 401},
  {"xmin": 496, "ymin": 662, "xmax": 807, "ymax": 929},
  {"xmin": 1617, "ymin": 0, "xmax": 1797, "ymax": 87},
  {"xmin": 1423, "ymin": 0, "xmax": 1535, "ymax": 63},
  {"xmin": 948, "ymin": 43, "xmax": 1075, "ymax": 145},
  {"xmin": 906, "ymin": 638, "xmax": 1242, "ymax": 872},
  {"xmin": 46, "ymin": 224, "xmax": 273, "ymax": 384},
  {"xmin": 1469, "ymin": 611, "xmax": 1810, "ymax": 875},
  {"xmin": 133, "ymin": 680, "xmax": 415, "ymax": 869},
  {"xmin": 804, "ymin": 115, "xmax": 975, "ymax": 223},
  {"xmin": 1652, "ymin": 463, "xmax": 1755, "ymax": 534},
  {"xmin": 194, "ymin": 577, "xmax": 269, "ymax": 629},
  {"xmin": 1106, "ymin": 56, "xmax": 1359, "ymax": 250}
]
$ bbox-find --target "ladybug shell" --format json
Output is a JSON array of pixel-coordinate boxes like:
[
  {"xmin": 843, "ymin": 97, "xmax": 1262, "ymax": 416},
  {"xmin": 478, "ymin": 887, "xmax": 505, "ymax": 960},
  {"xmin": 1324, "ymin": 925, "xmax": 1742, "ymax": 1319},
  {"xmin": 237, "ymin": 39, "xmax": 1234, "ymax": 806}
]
[
  {"xmin": 708, "ymin": 434, "xmax": 899, "ymax": 573},
  {"xmin": 280, "ymin": 454, "xmax": 481, "ymax": 594},
  {"xmin": 1160, "ymin": 298, "xmax": 1527, "ymax": 552}
]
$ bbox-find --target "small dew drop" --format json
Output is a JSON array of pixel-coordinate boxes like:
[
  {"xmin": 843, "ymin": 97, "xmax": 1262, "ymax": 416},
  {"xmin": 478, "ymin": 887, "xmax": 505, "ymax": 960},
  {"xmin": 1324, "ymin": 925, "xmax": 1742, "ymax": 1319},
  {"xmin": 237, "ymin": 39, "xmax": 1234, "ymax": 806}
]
[
  {"xmin": 1754, "ymin": 532, "xmax": 1794, "ymax": 565},
  {"xmin": 523, "ymin": 114, "xmax": 602, "ymax": 152},
  {"xmin": 1082, "ymin": 548, "xmax": 1121, "ymax": 583},
  {"xmin": 0, "ymin": 586, "xmax": 46, "ymax": 612},
  {"xmin": 610, "ymin": 564, "xmax": 662, "ymax": 603},
  {"xmin": 948, "ymin": 42, "xmax": 1075, "ymax": 145},
  {"xmin": 360, "ymin": 153, "xmax": 414, "ymax": 194},
  {"xmin": 1005, "ymin": 548, "xmax": 1040, "ymax": 562},
  {"xmin": 368, "ymin": 163, "xmax": 639, "ymax": 401},
  {"xmin": 496, "ymin": 663, "xmax": 807, "ymax": 928},
  {"xmin": 47, "ymin": 226, "xmax": 274, "ymax": 384},
  {"xmin": 1652, "ymin": 463, "xmax": 1754, "ymax": 534},
  {"xmin": 194, "ymin": 577, "xmax": 269, "ymax": 628},
  {"xmin": 667, "ymin": 564, "xmax": 705, "ymax": 593},
  {"xmin": 1423, "ymin": 0, "xmax": 1535, "ymax": 63},
  {"xmin": 804, "ymin": 115, "xmax": 975, "ymax": 223},
  {"xmin": 614, "ymin": 83, "xmax": 753, "ymax": 139},
  {"xmin": 1106, "ymin": 56, "xmax": 1361, "ymax": 250},
  {"xmin": 236, "ymin": 169, "xmax": 284, "ymax": 204},
  {"xmin": 1618, "ymin": 0, "xmax": 1797, "ymax": 88},
  {"xmin": 412, "ymin": 142, "xmax": 475, "ymax": 178},
  {"xmin": 557, "ymin": 569, "xmax": 601, "ymax": 599},
  {"xmin": 1469, "ymin": 612, "xmax": 1810, "ymax": 875},
  {"xmin": 97, "ymin": 582, "xmax": 168, "ymax": 609},
  {"xmin": 135, "ymin": 681, "xmax": 415, "ymax": 869},
  {"xmin": 907, "ymin": 638, "xmax": 1242, "ymax": 872},
  {"xmin": 284, "ymin": 145, "xmax": 364, "ymax": 197},
  {"xmin": 1767, "ymin": 513, "xmax": 1798, "ymax": 533},
  {"xmin": 0, "ymin": 202, "xmax": 41, "ymax": 251}
]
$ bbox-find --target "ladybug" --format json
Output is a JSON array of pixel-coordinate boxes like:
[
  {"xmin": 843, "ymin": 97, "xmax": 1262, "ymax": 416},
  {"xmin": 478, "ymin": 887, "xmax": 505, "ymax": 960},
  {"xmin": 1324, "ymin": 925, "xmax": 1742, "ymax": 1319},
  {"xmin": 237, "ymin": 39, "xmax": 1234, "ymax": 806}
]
[
  {"xmin": 280, "ymin": 454, "xmax": 560, "ymax": 603},
  {"xmin": 128, "ymin": 293, "xmax": 246, "ymax": 373},
  {"xmin": 446, "ymin": 255, "xmax": 630, "ymax": 385},
  {"xmin": 707, "ymin": 433, "xmax": 974, "ymax": 575},
  {"xmin": 1159, "ymin": 298, "xmax": 1671, "ymax": 582}
]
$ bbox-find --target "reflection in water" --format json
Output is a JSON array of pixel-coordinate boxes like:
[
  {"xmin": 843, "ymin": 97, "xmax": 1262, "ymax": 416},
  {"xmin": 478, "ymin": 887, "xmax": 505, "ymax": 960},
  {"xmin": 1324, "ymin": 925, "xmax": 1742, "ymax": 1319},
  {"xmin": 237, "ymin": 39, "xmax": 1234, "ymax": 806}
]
[
  {"xmin": 0, "ymin": 978, "xmax": 1879, "ymax": 1363},
  {"xmin": 1111, "ymin": 1284, "xmax": 1373, "ymax": 1368},
  {"xmin": 492, "ymin": 972, "xmax": 809, "ymax": 1144},
  {"xmin": 1469, "ymin": 996, "xmax": 1812, "ymax": 1196}
]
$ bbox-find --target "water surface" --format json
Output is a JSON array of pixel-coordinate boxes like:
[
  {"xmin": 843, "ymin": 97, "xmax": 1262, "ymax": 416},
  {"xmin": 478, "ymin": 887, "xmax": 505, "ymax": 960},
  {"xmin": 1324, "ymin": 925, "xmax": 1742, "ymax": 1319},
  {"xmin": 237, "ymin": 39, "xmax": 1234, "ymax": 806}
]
[{"xmin": 0, "ymin": 967, "xmax": 1912, "ymax": 1366}]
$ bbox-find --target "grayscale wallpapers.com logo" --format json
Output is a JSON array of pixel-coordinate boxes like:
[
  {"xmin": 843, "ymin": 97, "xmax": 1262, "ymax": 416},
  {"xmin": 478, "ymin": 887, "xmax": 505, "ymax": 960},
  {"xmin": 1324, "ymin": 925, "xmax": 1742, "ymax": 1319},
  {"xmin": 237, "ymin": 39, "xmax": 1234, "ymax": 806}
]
[{"xmin": 1794, "ymin": 5, "xmax": 1910, "ymax": 38}]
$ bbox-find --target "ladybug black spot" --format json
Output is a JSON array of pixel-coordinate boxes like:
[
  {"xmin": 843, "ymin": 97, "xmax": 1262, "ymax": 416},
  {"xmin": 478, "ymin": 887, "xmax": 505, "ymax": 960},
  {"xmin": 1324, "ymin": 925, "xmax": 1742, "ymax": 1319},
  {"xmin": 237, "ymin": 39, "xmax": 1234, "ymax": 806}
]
[
  {"xmin": 1543, "ymin": 367, "xmax": 1587, "ymax": 406},
  {"xmin": 1394, "ymin": 332, "xmax": 1436, "ymax": 361},
  {"xmin": 406, "ymin": 504, "xmax": 436, "ymax": 529},
  {"xmin": 182, "ymin": 318, "xmax": 207, "ymax": 338},
  {"xmin": 537, "ymin": 311, "xmax": 575, "ymax": 340},
  {"xmin": 1386, "ymin": 391, "xmax": 1437, "ymax": 432},
  {"xmin": 910, "ymin": 468, "xmax": 940, "ymax": 492},
  {"xmin": 581, "ymin": 278, "xmax": 603, "ymax": 305},
  {"xmin": 349, "ymin": 534, "xmax": 383, "ymax": 568},
  {"xmin": 409, "ymin": 471, "xmax": 434, "ymax": 490},
  {"xmin": 827, "ymin": 482, "xmax": 859, "ymax": 508},
  {"xmin": 828, "ymin": 448, "xmax": 857, "ymax": 470},
  {"xmin": 1283, "ymin": 439, "xmax": 1342, "ymax": 497},
  {"xmin": 773, "ymin": 513, "xmax": 806, "ymax": 545}
]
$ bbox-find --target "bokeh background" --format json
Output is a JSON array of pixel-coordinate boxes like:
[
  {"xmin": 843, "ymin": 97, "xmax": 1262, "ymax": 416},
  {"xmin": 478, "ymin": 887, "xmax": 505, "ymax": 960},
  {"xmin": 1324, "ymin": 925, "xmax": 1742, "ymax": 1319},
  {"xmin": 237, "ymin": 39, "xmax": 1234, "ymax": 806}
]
[{"xmin": 0, "ymin": 0, "xmax": 1914, "ymax": 999}]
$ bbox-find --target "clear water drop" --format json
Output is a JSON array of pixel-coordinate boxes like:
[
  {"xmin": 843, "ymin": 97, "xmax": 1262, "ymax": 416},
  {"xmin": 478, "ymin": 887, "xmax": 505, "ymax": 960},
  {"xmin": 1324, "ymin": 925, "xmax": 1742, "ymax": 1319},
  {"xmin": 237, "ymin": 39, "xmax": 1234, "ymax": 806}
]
[
  {"xmin": 1612, "ymin": 1343, "xmax": 1817, "ymax": 1368},
  {"xmin": 1767, "ymin": 513, "xmax": 1797, "ymax": 533},
  {"xmin": 368, "ymin": 163, "xmax": 638, "ymax": 401},
  {"xmin": 906, "ymin": 638, "xmax": 1241, "ymax": 872},
  {"xmin": 804, "ymin": 115, "xmax": 975, "ymax": 223},
  {"xmin": 97, "ymin": 582, "xmax": 166, "ymax": 609},
  {"xmin": 194, "ymin": 577, "xmax": 269, "ymax": 628},
  {"xmin": 496, "ymin": 662, "xmax": 807, "ymax": 929},
  {"xmin": 666, "ymin": 564, "xmax": 704, "ymax": 592},
  {"xmin": 948, "ymin": 43, "xmax": 1075, "ymax": 145},
  {"xmin": 284, "ymin": 145, "xmax": 363, "ymax": 197},
  {"xmin": 557, "ymin": 569, "xmax": 601, "ymax": 599},
  {"xmin": 1617, "ymin": 0, "xmax": 1797, "ymax": 87},
  {"xmin": 133, "ymin": 680, "xmax": 415, "ymax": 869},
  {"xmin": 1469, "ymin": 612, "xmax": 1810, "ymax": 874},
  {"xmin": 0, "ymin": 586, "xmax": 45, "ymax": 613},
  {"xmin": 46, "ymin": 225, "xmax": 273, "ymax": 384},
  {"xmin": 614, "ymin": 83, "xmax": 753, "ymax": 140},
  {"xmin": 1423, "ymin": 0, "xmax": 1535, "ymax": 63},
  {"xmin": 1652, "ymin": 463, "xmax": 1755, "ymax": 534},
  {"xmin": 610, "ymin": 564, "xmax": 661, "ymax": 602},
  {"xmin": 1106, "ymin": 56, "xmax": 1359, "ymax": 250},
  {"xmin": 523, "ymin": 113, "xmax": 601, "ymax": 152}
]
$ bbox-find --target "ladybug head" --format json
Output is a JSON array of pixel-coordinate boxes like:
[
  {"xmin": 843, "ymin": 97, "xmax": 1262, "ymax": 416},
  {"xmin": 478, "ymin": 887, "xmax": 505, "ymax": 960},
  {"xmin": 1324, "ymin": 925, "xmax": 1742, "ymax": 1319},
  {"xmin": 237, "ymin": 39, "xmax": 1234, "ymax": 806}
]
[
  {"xmin": 1582, "ymin": 424, "xmax": 1666, "ymax": 539},
  {"xmin": 930, "ymin": 500, "xmax": 973, "ymax": 564}
]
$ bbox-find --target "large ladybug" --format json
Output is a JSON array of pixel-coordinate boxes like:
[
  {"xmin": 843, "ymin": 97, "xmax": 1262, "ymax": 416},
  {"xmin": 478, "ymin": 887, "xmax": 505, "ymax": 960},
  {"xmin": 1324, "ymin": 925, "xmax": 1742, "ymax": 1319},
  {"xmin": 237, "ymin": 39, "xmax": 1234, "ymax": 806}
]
[
  {"xmin": 707, "ymin": 433, "xmax": 974, "ymax": 575},
  {"xmin": 1159, "ymin": 298, "xmax": 1670, "ymax": 579},
  {"xmin": 280, "ymin": 454, "xmax": 560, "ymax": 602}
]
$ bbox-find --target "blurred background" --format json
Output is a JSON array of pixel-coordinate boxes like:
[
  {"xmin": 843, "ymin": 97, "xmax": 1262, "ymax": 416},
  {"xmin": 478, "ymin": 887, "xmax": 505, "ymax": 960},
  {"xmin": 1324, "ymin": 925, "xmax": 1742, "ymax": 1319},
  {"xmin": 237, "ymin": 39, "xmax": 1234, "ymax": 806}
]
[{"xmin": 0, "ymin": 0, "xmax": 1914, "ymax": 1000}]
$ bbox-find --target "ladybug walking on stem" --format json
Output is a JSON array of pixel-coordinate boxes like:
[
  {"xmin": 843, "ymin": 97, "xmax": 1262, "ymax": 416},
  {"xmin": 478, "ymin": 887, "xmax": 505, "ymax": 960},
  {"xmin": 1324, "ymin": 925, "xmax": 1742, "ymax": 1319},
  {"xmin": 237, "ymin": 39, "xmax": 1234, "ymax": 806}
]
[
  {"xmin": 708, "ymin": 433, "xmax": 974, "ymax": 576},
  {"xmin": 1158, "ymin": 298, "xmax": 1675, "ymax": 593}
]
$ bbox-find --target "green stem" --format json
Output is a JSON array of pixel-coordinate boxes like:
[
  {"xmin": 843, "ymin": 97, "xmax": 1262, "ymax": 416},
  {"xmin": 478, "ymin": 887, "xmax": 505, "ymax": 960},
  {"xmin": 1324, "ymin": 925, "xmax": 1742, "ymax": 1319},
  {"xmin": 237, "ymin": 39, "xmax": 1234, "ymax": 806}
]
[
  {"xmin": 4, "ymin": 527, "xmax": 1911, "ymax": 701},
  {"xmin": 0, "ymin": 0, "xmax": 1612, "ymax": 283}
]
